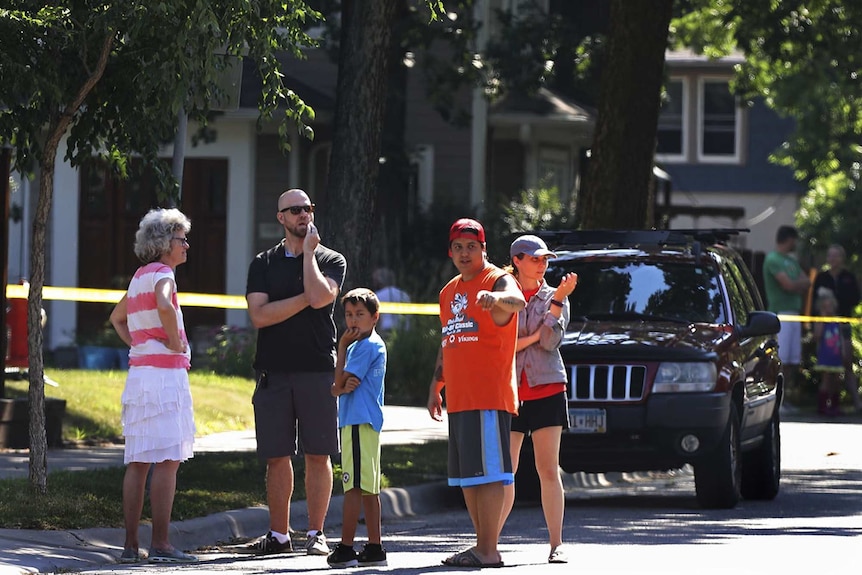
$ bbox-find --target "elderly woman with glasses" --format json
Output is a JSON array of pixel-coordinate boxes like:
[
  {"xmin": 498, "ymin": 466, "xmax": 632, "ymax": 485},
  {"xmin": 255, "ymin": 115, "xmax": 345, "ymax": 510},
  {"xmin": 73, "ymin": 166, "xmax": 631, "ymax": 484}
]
[{"xmin": 109, "ymin": 207, "xmax": 197, "ymax": 564}]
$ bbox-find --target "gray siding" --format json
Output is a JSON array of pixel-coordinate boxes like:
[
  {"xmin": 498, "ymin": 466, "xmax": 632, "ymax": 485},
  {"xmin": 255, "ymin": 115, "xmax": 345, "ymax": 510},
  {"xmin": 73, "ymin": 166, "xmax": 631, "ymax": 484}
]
[
  {"xmin": 404, "ymin": 64, "xmax": 473, "ymax": 207},
  {"xmin": 661, "ymin": 100, "xmax": 803, "ymax": 194}
]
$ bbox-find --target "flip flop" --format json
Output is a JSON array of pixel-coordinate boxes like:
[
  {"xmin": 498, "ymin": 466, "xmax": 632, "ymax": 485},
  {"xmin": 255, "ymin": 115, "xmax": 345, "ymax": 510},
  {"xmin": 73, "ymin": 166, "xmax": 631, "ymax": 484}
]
[{"xmin": 442, "ymin": 548, "xmax": 504, "ymax": 568}]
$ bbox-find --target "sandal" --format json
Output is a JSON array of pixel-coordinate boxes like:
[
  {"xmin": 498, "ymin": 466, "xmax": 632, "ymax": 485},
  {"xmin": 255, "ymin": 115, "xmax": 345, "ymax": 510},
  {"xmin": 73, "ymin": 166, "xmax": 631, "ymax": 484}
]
[
  {"xmin": 148, "ymin": 547, "xmax": 198, "ymax": 563},
  {"xmin": 442, "ymin": 548, "xmax": 504, "ymax": 568}
]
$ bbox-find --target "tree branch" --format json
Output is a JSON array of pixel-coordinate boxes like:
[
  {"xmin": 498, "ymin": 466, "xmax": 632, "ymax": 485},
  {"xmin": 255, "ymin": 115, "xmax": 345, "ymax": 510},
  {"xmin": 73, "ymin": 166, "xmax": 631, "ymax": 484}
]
[{"xmin": 58, "ymin": 30, "xmax": 114, "ymax": 133}]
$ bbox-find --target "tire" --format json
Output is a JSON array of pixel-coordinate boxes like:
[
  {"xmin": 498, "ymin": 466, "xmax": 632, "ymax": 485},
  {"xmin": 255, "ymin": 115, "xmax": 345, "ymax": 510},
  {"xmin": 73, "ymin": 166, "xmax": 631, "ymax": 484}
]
[
  {"xmin": 514, "ymin": 436, "xmax": 542, "ymax": 503},
  {"xmin": 694, "ymin": 402, "xmax": 741, "ymax": 509},
  {"xmin": 741, "ymin": 406, "xmax": 781, "ymax": 500}
]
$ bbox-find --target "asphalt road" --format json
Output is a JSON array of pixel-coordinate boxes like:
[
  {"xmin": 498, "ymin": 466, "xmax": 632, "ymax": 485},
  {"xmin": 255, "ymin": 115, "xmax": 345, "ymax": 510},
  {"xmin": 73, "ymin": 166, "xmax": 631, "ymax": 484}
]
[{"xmin": 54, "ymin": 416, "xmax": 862, "ymax": 574}]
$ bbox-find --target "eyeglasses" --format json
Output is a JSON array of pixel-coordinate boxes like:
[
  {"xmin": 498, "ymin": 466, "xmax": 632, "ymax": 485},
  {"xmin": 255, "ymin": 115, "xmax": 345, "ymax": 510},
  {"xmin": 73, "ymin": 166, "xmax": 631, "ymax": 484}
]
[
  {"xmin": 171, "ymin": 237, "xmax": 190, "ymax": 247},
  {"xmin": 279, "ymin": 204, "xmax": 315, "ymax": 215}
]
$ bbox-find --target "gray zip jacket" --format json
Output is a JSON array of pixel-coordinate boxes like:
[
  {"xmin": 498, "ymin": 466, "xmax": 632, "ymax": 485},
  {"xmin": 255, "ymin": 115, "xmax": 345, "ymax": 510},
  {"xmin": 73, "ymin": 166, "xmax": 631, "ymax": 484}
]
[{"xmin": 516, "ymin": 281, "xmax": 570, "ymax": 388}]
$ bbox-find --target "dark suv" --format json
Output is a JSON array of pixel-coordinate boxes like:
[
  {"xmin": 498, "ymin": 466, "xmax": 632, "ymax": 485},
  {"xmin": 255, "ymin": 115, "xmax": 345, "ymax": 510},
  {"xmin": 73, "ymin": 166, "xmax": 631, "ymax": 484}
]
[{"xmin": 517, "ymin": 229, "xmax": 782, "ymax": 509}]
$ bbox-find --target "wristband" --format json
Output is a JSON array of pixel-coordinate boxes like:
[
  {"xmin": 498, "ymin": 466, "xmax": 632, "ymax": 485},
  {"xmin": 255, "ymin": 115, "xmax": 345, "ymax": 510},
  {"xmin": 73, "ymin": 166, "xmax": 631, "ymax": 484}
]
[{"xmin": 550, "ymin": 299, "xmax": 564, "ymax": 308}]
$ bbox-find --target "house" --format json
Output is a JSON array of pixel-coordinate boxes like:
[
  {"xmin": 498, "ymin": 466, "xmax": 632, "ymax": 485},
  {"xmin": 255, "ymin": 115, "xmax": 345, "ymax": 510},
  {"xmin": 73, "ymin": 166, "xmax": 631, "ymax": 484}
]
[
  {"xmin": 5, "ymin": 1, "xmax": 804, "ymax": 354},
  {"xmin": 655, "ymin": 49, "xmax": 806, "ymax": 253}
]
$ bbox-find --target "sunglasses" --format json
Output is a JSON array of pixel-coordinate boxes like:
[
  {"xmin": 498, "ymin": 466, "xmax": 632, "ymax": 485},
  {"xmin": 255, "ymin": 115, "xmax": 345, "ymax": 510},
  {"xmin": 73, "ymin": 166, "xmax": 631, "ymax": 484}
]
[
  {"xmin": 280, "ymin": 204, "xmax": 315, "ymax": 215},
  {"xmin": 171, "ymin": 237, "xmax": 190, "ymax": 247}
]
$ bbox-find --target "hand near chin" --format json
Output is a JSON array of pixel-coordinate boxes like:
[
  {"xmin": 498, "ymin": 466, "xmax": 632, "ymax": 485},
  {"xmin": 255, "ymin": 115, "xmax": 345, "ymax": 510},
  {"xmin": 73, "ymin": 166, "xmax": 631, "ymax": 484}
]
[
  {"xmin": 340, "ymin": 326, "xmax": 362, "ymax": 346},
  {"xmin": 304, "ymin": 221, "xmax": 320, "ymax": 252}
]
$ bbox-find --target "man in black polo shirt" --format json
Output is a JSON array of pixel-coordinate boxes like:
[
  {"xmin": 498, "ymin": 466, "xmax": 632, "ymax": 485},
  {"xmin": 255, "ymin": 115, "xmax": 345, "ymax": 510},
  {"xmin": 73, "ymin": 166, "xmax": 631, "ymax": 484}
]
[
  {"xmin": 813, "ymin": 244, "xmax": 862, "ymax": 411},
  {"xmin": 244, "ymin": 188, "xmax": 347, "ymax": 557}
]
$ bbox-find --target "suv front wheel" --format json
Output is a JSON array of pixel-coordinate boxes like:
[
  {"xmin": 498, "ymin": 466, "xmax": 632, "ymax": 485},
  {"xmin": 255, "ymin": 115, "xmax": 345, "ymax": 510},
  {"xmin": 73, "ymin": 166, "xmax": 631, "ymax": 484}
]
[
  {"xmin": 741, "ymin": 407, "xmax": 781, "ymax": 500},
  {"xmin": 694, "ymin": 402, "xmax": 742, "ymax": 509}
]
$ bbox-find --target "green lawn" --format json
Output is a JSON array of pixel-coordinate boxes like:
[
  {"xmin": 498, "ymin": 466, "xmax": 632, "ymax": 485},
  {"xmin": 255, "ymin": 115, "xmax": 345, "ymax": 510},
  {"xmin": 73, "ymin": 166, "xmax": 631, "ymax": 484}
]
[{"xmin": 4, "ymin": 369, "xmax": 256, "ymax": 442}]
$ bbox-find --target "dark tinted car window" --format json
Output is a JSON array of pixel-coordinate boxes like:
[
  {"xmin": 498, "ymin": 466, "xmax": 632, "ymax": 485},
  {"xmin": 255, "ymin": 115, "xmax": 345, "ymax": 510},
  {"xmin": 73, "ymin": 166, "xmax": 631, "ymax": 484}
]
[
  {"xmin": 720, "ymin": 258, "xmax": 750, "ymax": 324},
  {"xmin": 547, "ymin": 260, "xmax": 727, "ymax": 325}
]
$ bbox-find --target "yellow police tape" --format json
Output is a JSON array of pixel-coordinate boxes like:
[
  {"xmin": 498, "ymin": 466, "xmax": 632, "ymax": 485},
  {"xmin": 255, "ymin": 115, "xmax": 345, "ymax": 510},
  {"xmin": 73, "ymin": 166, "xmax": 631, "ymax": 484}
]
[
  {"xmin": 5, "ymin": 284, "xmax": 441, "ymax": 315},
  {"xmin": 7, "ymin": 284, "xmax": 862, "ymax": 322}
]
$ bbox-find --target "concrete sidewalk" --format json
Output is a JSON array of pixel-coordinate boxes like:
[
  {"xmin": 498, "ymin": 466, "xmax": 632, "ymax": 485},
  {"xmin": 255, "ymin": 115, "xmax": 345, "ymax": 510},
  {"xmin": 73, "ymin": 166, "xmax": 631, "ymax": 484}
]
[{"xmin": 0, "ymin": 405, "xmax": 451, "ymax": 574}]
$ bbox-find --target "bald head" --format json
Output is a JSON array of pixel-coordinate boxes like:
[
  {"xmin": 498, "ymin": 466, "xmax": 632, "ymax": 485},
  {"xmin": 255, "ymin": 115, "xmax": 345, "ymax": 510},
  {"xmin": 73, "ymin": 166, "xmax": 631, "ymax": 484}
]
[{"xmin": 278, "ymin": 189, "xmax": 310, "ymax": 212}]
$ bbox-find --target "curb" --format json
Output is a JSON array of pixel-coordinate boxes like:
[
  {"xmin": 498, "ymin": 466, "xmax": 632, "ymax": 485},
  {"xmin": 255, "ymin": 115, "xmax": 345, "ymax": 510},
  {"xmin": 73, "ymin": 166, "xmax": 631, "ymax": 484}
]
[{"xmin": 0, "ymin": 481, "xmax": 459, "ymax": 574}]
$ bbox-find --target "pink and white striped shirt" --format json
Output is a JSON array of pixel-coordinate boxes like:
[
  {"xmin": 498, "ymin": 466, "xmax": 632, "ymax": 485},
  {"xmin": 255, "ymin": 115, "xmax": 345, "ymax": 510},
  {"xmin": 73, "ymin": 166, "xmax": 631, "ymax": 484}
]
[{"xmin": 126, "ymin": 262, "xmax": 191, "ymax": 370}]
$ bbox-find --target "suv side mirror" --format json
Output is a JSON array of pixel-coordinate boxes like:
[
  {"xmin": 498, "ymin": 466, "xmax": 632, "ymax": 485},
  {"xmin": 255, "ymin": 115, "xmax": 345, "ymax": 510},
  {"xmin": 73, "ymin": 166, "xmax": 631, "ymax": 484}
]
[{"xmin": 738, "ymin": 311, "xmax": 781, "ymax": 338}]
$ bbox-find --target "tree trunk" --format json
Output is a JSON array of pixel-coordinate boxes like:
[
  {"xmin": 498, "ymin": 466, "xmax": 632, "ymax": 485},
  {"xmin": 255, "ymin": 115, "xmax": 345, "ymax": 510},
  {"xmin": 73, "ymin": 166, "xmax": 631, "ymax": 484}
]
[
  {"xmin": 373, "ymin": 0, "xmax": 411, "ymax": 269},
  {"xmin": 320, "ymin": 0, "xmax": 399, "ymax": 290},
  {"xmin": 578, "ymin": 0, "xmax": 673, "ymax": 229},
  {"xmin": 27, "ymin": 129, "xmax": 62, "ymax": 494},
  {"xmin": 25, "ymin": 31, "xmax": 114, "ymax": 493}
]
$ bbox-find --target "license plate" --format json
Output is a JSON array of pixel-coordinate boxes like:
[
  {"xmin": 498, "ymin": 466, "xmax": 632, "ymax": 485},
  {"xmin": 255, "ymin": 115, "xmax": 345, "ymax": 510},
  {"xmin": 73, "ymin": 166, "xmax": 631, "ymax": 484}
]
[{"xmin": 568, "ymin": 408, "xmax": 607, "ymax": 434}]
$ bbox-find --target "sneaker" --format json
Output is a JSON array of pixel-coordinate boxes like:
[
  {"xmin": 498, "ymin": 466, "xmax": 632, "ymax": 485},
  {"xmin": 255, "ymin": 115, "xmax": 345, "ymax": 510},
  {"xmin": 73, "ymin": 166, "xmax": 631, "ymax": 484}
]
[
  {"xmin": 327, "ymin": 543, "xmax": 358, "ymax": 568},
  {"xmin": 118, "ymin": 547, "xmax": 146, "ymax": 564},
  {"xmin": 238, "ymin": 531, "xmax": 293, "ymax": 555},
  {"xmin": 306, "ymin": 531, "xmax": 330, "ymax": 556},
  {"xmin": 357, "ymin": 543, "xmax": 388, "ymax": 567},
  {"xmin": 148, "ymin": 547, "xmax": 198, "ymax": 563},
  {"xmin": 548, "ymin": 545, "xmax": 568, "ymax": 563}
]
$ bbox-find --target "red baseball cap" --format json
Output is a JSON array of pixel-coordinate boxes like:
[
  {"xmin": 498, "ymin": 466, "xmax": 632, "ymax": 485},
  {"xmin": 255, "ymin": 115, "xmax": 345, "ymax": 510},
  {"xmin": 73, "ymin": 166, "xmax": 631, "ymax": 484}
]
[{"xmin": 448, "ymin": 218, "xmax": 486, "ymax": 244}]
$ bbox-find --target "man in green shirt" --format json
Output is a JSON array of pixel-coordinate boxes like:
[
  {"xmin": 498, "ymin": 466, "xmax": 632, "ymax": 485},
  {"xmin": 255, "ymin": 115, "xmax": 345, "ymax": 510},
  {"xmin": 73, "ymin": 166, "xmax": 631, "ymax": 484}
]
[{"xmin": 763, "ymin": 225, "xmax": 811, "ymax": 410}]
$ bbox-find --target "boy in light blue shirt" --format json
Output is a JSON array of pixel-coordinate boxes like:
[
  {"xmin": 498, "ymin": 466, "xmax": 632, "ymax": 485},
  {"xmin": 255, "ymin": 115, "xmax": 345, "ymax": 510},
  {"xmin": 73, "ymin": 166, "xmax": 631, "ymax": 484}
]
[{"xmin": 327, "ymin": 288, "xmax": 387, "ymax": 568}]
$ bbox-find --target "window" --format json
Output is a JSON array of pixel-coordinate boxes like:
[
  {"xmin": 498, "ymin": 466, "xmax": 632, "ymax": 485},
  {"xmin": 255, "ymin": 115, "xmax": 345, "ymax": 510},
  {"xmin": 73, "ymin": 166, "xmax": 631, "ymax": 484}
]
[
  {"xmin": 698, "ymin": 78, "xmax": 741, "ymax": 163},
  {"xmin": 537, "ymin": 146, "xmax": 571, "ymax": 198},
  {"xmin": 546, "ymin": 260, "xmax": 726, "ymax": 325},
  {"xmin": 656, "ymin": 78, "xmax": 688, "ymax": 162}
]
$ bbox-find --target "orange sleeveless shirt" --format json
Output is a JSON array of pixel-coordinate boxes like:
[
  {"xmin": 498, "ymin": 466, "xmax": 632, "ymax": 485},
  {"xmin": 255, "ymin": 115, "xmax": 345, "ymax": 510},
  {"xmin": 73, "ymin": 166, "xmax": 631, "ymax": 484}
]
[{"xmin": 439, "ymin": 264, "xmax": 519, "ymax": 414}]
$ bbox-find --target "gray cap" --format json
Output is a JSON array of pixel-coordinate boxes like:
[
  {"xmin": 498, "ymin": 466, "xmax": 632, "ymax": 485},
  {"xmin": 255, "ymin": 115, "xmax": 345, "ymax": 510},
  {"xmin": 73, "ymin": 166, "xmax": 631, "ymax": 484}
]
[{"xmin": 510, "ymin": 235, "xmax": 557, "ymax": 259}]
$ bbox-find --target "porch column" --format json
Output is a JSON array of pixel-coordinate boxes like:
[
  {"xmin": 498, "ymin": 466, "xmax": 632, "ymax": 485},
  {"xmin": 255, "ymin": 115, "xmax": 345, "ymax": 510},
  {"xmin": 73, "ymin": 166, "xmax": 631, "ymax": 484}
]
[{"xmin": 470, "ymin": 0, "xmax": 490, "ymax": 212}]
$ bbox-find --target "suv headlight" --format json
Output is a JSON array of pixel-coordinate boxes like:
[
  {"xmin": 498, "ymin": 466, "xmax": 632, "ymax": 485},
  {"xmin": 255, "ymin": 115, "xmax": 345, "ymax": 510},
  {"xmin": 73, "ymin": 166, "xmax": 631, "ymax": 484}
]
[{"xmin": 652, "ymin": 362, "xmax": 717, "ymax": 393}]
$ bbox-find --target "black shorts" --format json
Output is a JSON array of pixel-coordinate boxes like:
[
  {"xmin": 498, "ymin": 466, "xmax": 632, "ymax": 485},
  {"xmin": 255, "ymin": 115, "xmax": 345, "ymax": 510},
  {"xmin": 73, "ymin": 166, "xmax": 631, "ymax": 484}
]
[
  {"xmin": 252, "ymin": 370, "xmax": 339, "ymax": 459},
  {"xmin": 511, "ymin": 390, "xmax": 569, "ymax": 435}
]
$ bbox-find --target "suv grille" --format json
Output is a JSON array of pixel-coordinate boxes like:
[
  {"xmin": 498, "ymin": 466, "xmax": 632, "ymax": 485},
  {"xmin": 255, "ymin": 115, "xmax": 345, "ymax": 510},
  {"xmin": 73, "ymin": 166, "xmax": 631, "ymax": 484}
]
[{"xmin": 568, "ymin": 365, "xmax": 647, "ymax": 401}]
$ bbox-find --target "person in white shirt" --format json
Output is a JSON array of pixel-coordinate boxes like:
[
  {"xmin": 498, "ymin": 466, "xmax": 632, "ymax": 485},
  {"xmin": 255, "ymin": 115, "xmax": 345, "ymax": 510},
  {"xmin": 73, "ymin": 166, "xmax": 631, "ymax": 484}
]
[{"xmin": 372, "ymin": 267, "xmax": 411, "ymax": 334}]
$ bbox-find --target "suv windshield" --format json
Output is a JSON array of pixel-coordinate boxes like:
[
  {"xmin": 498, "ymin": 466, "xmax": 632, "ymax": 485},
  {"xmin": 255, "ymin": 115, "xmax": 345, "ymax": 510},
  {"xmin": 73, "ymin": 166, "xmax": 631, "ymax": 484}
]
[{"xmin": 547, "ymin": 259, "xmax": 727, "ymax": 325}]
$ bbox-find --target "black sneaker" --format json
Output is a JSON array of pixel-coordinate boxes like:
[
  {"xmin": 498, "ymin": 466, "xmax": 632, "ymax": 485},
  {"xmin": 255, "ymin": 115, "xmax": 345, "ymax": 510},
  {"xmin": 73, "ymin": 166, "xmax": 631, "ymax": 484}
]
[
  {"xmin": 327, "ymin": 543, "xmax": 358, "ymax": 568},
  {"xmin": 357, "ymin": 543, "xmax": 387, "ymax": 567},
  {"xmin": 238, "ymin": 531, "xmax": 293, "ymax": 555}
]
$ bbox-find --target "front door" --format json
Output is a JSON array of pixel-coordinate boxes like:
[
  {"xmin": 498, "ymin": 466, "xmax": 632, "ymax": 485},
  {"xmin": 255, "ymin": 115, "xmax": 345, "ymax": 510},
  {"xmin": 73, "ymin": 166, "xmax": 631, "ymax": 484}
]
[{"xmin": 77, "ymin": 159, "xmax": 227, "ymax": 343}]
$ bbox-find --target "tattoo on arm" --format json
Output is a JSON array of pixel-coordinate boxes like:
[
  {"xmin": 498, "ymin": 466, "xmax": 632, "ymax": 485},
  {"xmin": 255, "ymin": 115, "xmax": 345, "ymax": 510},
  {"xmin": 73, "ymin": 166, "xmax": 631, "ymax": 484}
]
[{"xmin": 492, "ymin": 275, "xmax": 510, "ymax": 291}]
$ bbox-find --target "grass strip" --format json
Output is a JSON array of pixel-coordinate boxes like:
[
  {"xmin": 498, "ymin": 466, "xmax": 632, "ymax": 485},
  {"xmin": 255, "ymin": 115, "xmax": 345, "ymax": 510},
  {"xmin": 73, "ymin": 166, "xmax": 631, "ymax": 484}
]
[{"xmin": 0, "ymin": 441, "xmax": 449, "ymax": 530}]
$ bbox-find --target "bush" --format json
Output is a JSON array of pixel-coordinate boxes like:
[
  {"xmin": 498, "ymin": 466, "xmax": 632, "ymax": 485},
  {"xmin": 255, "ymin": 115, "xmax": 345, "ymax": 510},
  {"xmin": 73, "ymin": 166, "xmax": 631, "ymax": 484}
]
[
  {"xmin": 383, "ymin": 316, "xmax": 440, "ymax": 406},
  {"xmin": 202, "ymin": 325, "xmax": 256, "ymax": 378}
]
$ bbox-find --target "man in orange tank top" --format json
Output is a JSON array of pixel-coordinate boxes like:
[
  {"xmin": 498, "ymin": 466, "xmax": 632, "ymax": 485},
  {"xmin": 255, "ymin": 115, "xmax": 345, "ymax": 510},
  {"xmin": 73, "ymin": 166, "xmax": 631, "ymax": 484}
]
[{"xmin": 427, "ymin": 218, "xmax": 526, "ymax": 568}]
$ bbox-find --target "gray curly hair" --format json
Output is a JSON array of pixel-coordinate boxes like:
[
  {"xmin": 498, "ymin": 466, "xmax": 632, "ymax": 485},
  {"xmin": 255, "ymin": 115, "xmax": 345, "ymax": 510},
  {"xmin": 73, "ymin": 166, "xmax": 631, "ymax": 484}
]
[{"xmin": 133, "ymin": 208, "xmax": 192, "ymax": 263}]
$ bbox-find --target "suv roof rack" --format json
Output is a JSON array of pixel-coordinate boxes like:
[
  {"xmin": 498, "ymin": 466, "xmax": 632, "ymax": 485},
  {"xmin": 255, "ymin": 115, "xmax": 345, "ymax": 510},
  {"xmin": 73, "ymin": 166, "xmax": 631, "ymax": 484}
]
[{"xmin": 534, "ymin": 228, "xmax": 749, "ymax": 250}]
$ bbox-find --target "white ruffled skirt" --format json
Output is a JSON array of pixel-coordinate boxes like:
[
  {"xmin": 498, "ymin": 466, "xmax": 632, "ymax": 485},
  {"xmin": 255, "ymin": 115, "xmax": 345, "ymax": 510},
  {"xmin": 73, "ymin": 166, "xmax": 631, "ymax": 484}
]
[{"xmin": 121, "ymin": 367, "xmax": 196, "ymax": 465}]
